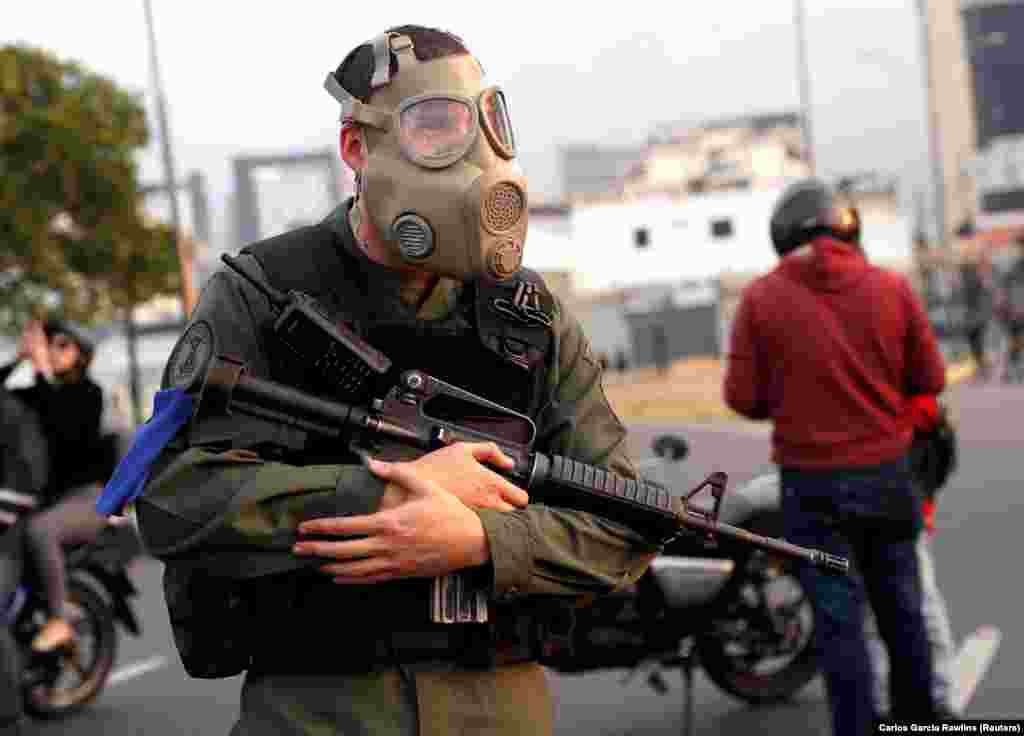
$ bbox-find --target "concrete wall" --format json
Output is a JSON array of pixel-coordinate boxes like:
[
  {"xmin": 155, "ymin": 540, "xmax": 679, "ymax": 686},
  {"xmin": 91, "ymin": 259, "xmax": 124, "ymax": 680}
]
[
  {"xmin": 625, "ymin": 303, "xmax": 720, "ymax": 367},
  {"xmin": 572, "ymin": 300, "xmax": 633, "ymax": 366}
]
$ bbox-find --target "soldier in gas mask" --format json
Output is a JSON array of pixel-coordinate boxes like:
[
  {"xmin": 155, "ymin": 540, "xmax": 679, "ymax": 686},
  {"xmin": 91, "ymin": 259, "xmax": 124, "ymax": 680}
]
[{"xmin": 131, "ymin": 25, "xmax": 657, "ymax": 736}]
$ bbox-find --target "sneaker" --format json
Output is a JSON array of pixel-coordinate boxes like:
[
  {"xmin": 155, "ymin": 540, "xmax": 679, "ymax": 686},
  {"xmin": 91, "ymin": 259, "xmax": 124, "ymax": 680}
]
[{"xmin": 31, "ymin": 616, "xmax": 75, "ymax": 653}]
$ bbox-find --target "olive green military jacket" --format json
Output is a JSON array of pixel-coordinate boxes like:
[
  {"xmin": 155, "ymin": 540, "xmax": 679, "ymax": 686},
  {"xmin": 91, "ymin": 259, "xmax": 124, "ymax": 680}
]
[{"xmin": 140, "ymin": 202, "xmax": 658, "ymax": 736}]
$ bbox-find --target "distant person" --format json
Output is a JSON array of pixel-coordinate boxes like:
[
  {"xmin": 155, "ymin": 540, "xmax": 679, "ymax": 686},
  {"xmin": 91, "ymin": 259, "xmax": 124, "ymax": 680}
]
[
  {"xmin": 996, "ymin": 239, "xmax": 1024, "ymax": 382},
  {"xmin": 1, "ymin": 319, "xmax": 107, "ymax": 653},
  {"xmin": 614, "ymin": 349, "xmax": 629, "ymax": 373},
  {"xmin": 652, "ymin": 326, "xmax": 669, "ymax": 374},
  {"xmin": 724, "ymin": 179, "xmax": 944, "ymax": 735},
  {"xmin": 864, "ymin": 394, "xmax": 960, "ymax": 720},
  {"xmin": 959, "ymin": 246, "xmax": 995, "ymax": 381}
]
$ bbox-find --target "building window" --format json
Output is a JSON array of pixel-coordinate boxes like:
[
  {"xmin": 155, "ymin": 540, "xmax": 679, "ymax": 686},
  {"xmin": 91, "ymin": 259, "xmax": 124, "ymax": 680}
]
[
  {"xmin": 633, "ymin": 226, "xmax": 651, "ymax": 249},
  {"xmin": 710, "ymin": 218, "xmax": 734, "ymax": 239}
]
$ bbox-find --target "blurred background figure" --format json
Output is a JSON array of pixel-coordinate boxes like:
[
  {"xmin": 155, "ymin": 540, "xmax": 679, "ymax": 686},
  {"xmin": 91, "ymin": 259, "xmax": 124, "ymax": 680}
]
[
  {"xmin": 957, "ymin": 239, "xmax": 996, "ymax": 382},
  {"xmin": 995, "ymin": 239, "xmax": 1024, "ymax": 383},
  {"xmin": 0, "ymin": 320, "xmax": 108, "ymax": 653},
  {"xmin": 864, "ymin": 393, "xmax": 960, "ymax": 721}
]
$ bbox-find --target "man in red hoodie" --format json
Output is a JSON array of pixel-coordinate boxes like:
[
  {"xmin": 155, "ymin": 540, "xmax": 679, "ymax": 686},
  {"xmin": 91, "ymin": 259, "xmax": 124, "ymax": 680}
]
[{"xmin": 724, "ymin": 179, "xmax": 947, "ymax": 735}]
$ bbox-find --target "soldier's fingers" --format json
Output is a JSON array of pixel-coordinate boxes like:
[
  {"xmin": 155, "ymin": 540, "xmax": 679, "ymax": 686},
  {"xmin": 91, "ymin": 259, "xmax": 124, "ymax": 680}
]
[
  {"xmin": 498, "ymin": 481, "xmax": 529, "ymax": 509},
  {"xmin": 292, "ymin": 536, "xmax": 379, "ymax": 560},
  {"xmin": 298, "ymin": 512, "xmax": 391, "ymax": 537},
  {"xmin": 473, "ymin": 497, "xmax": 518, "ymax": 513},
  {"xmin": 368, "ymin": 458, "xmax": 440, "ymax": 498},
  {"xmin": 321, "ymin": 557, "xmax": 398, "ymax": 582},
  {"xmin": 365, "ymin": 457, "xmax": 395, "ymax": 480},
  {"xmin": 468, "ymin": 442, "xmax": 515, "ymax": 470}
]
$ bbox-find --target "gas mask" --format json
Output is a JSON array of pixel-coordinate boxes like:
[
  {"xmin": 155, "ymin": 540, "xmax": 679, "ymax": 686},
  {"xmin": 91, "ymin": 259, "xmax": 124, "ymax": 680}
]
[{"xmin": 325, "ymin": 32, "xmax": 529, "ymax": 282}]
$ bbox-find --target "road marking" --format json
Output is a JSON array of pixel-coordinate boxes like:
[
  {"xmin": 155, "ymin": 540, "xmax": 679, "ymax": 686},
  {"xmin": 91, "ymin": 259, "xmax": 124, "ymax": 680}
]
[
  {"xmin": 951, "ymin": 625, "xmax": 1002, "ymax": 715},
  {"xmin": 108, "ymin": 655, "xmax": 169, "ymax": 686}
]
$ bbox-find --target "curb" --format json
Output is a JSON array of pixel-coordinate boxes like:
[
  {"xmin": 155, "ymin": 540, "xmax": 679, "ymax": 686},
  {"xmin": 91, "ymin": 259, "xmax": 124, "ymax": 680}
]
[{"xmin": 611, "ymin": 359, "xmax": 978, "ymax": 426}]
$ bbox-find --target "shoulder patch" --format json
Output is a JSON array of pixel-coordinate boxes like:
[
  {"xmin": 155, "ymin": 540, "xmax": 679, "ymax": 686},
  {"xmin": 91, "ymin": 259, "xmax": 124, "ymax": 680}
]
[{"xmin": 163, "ymin": 321, "xmax": 216, "ymax": 392}]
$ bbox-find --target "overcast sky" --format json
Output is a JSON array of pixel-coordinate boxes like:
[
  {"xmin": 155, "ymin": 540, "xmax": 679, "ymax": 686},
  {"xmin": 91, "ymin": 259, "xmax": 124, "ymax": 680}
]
[{"xmin": 5, "ymin": 0, "xmax": 933, "ymax": 248}]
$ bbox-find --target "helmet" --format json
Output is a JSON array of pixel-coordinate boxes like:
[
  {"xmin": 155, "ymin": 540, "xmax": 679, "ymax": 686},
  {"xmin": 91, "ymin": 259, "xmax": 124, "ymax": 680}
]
[
  {"xmin": 770, "ymin": 178, "xmax": 860, "ymax": 256},
  {"xmin": 42, "ymin": 319, "xmax": 96, "ymax": 366}
]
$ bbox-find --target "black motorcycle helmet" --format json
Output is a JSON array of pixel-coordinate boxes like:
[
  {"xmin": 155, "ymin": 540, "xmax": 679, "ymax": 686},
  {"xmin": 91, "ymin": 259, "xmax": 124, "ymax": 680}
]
[
  {"xmin": 42, "ymin": 318, "xmax": 97, "ymax": 372},
  {"xmin": 770, "ymin": 178, "xmax": 861, "ymax": 257}
]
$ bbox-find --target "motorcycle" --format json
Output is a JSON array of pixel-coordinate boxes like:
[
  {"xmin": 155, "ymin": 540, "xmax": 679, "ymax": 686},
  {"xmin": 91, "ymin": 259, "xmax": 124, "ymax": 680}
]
[
  {"xmin": 541, "ymin": 435, "xmax": 818, "ymax": 732},
  {"xmin": 0, "ymin": 434, "xmax": 142, "ymax": 720}
]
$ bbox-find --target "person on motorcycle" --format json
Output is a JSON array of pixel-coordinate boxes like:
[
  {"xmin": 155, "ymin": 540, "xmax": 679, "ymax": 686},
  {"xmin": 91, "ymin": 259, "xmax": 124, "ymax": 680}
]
[
  {"xmin": 724, "ymin": 179, "xmax": 945, "ymax": 734},
  {"xmin": 0, "ymin": 319, "xmax": 107, "ymax": 653}
]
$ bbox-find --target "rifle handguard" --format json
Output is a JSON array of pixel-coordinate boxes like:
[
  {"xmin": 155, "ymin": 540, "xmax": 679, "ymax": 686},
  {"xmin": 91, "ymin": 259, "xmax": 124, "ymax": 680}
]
[{"xmin": 528, "ymin": 454, "xmax": 681, "ymax": 540}]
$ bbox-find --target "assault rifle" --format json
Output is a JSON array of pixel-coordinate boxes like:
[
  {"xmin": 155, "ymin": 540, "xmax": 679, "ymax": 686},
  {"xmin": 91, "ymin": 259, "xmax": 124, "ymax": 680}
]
[{"xmin": 197, "ymin": 254, "xmax": 849, "ymax": 621}]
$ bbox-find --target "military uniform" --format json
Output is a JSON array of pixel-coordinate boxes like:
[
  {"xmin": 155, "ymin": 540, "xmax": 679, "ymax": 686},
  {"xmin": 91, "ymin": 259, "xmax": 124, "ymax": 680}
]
[{"xmin": 138, "ymin": 199, "xmax": 657, "ymax": 735}]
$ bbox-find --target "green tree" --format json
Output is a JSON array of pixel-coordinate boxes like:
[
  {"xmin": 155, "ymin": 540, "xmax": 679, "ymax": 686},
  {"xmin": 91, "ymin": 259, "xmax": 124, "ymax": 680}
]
[{"xmin": 0, "ymin": 43, "xmax": 180, "ymax": 331}]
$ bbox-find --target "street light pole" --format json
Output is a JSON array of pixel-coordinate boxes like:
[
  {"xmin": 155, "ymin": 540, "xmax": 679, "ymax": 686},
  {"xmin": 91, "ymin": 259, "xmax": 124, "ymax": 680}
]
[
  {"xmin": 794, "ymin": 0, "xmax": 816, "ymax": 175},
  {"xmin": 130, "ymin": 0, "xmax": 189, "ymax": 425},
  {"xmin": 142, "ymin": 0, "xmax": 194, "ymax": 314}
]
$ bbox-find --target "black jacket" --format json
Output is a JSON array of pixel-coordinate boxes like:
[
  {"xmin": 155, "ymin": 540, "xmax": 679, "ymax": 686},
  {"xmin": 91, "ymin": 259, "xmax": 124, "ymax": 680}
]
[{"xmin": 0, "ymin": 362, "xmax": 104, "ymax": 505}]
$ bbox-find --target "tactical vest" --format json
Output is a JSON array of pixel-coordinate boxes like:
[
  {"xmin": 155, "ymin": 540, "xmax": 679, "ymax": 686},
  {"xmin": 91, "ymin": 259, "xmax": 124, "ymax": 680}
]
[
  {"xmin": 166, "ymin": 220, "xmax": 559, "ymax": 678},
  {"xmin": 241, "ymin": 222, "xmax": 556, "ymax": 451}
]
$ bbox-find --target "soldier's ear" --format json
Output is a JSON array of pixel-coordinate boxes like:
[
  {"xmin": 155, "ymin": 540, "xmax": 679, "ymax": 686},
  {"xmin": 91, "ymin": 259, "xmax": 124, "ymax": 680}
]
[{"xmin": 340, "ymin": 125, "xmax": 367, "ymax": 174}]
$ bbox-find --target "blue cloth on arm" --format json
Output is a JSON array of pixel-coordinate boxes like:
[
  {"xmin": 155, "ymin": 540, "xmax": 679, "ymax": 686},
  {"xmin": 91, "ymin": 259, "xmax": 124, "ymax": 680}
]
[{"xmin": 96, "ymin": 388, "xmax": 195, "ymax": 516}]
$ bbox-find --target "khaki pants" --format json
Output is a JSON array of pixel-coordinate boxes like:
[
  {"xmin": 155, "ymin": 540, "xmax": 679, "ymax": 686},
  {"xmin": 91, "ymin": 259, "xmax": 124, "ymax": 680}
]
[{"xmin": 230, "ymin": 663, "xmax": 552, "ymax": 736}]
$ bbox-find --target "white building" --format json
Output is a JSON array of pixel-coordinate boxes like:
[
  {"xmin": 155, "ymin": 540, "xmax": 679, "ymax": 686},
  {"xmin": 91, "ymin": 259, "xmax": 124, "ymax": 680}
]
[{"xmin": 527, "ymin": 187, "xmax": 915, "ymax": 295}]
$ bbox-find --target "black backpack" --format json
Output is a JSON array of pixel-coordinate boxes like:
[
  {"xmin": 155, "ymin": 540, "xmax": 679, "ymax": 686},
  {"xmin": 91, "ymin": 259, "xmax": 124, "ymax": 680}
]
[{"xmin": 909, "ymin": 402, "xmax": 958, "ymax": 498}]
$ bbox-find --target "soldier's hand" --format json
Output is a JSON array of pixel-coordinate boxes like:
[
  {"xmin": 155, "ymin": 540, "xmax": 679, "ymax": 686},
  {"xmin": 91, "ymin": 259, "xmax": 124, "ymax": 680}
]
[
  {"xmin": 379, "ymin": 441, "xmax": 528, "ymax": 513},
  {"xmin": 294, "ymin": 457, "xmax": 491, "ymax": 584}
]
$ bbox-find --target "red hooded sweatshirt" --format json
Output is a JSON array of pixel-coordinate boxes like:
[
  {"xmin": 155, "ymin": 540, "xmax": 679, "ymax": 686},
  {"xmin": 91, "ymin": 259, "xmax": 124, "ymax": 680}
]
[{"xmin": 724, "ymin": 237, "xmax": 946, "ymax": 468}]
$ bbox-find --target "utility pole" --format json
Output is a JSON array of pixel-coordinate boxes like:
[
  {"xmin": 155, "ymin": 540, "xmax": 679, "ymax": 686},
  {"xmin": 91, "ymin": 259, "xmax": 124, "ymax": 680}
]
[
  {"xmin": 143, "ymin": 0, "xmax": 195, "ymax": 314},
  {"xmin": 794, "ymin": 0, "xmax": 816, "ymax": 175},
  {"xmin": 129, "ymin": 0, "xmax": 189, "ymax": 425}
]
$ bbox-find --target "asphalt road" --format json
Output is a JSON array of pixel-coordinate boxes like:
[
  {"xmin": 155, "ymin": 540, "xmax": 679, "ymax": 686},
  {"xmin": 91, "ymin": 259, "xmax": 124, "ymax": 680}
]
[{"xmin": 31, "ymin": 379, "xmax": 1024, "ymax": 735}]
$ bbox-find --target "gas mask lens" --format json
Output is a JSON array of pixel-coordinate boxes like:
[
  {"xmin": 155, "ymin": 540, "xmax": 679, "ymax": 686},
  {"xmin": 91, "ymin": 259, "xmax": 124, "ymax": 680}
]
[
  {"xmin": 399, "ymin": 96, "xmax": 476, "ymax": 168},
  {"xmin": 480, "ymin": 87, "xmax": 515, "ymax": 159}
]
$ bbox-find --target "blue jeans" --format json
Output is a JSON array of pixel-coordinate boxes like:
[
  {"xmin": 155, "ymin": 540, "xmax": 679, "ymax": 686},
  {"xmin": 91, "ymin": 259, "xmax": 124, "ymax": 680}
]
[{"xmin": 781, "ymin": 457, "xmax": 935, "ymax": 736}]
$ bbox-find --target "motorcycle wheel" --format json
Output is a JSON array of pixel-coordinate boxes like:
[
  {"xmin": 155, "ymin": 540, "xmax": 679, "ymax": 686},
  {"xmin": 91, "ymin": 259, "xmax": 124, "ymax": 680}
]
[
  {"xmin": 23, "ymin": 578, "xmax": 118, "ymax": 719},
  {"xmin": 697, "ymin": 549, "xmax": 819, "ymax": 705}
]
